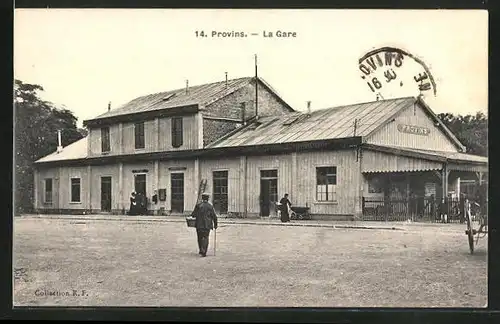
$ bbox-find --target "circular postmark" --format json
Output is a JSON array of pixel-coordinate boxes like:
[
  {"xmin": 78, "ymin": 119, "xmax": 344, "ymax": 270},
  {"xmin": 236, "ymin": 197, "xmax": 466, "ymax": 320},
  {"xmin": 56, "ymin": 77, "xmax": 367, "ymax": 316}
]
[{"xmin": 358, "ymin": 46, "xmax": 437, "ymax": 100}]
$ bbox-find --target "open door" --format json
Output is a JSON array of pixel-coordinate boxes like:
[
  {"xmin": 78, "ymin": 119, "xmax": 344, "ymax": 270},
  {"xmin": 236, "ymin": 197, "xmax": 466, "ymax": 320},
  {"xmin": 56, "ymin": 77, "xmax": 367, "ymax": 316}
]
[
  {"xmin": 171, "ymin": 173, "xmax": 184, "ymax": 213},
  {"xmin": 101, "ymin": 176, "xmax": 112, "ymax": 212},
  {"xmin": 260, "ymin": 170, "xmax": 278, "ymax": 217}
]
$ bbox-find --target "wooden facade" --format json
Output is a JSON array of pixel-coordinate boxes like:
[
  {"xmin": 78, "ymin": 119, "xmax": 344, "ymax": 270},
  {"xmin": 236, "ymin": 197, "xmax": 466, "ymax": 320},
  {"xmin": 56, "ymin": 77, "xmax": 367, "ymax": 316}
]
[
  {"xmin": 33, "ymin": 88, "xmax": 487, "ymax": 220},
  {"xmin": 366, "ymin": 102, "xmax": 461, "ymax": 152}
]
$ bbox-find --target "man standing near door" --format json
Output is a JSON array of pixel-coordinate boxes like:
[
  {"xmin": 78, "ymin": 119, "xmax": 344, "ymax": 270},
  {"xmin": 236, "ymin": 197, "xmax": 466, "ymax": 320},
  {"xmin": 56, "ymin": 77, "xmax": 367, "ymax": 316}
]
[
  {"xmin": 279, "ymin": 193, "xmax": 292, "ymax": 223},
  {"xmin": 191, "ymin": 193, "xmax": 218, "ymax": 257}
]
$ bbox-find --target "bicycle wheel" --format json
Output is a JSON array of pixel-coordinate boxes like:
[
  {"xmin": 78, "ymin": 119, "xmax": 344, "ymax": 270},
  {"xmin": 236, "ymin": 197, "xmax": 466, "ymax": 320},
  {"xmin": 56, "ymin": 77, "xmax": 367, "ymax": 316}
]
[{"xmin": 466, "ymin": 210, "xmax": 475, "ymax": 254}]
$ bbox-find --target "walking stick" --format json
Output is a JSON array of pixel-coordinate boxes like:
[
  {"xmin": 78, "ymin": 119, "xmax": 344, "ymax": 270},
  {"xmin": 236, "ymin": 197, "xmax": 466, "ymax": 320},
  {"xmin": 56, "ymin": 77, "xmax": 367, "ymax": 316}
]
[{"xmin": 213, "ymin": 228, "xmax": 217, "ymax": 256}]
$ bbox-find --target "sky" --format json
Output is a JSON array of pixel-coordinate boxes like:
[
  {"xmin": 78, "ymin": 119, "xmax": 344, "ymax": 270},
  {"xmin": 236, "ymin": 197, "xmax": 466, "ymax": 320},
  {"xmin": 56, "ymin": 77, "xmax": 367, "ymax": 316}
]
[{"xmin": 14, "ymin": 9, "xmax": 488, "ymax": 127}]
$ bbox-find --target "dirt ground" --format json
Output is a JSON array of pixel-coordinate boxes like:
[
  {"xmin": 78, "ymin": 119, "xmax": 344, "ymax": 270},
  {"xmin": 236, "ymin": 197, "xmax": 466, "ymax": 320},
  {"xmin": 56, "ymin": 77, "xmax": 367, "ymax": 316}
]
[{"xmin": 13, "ymin": 218, "xmax": 487, "ymax": 307}]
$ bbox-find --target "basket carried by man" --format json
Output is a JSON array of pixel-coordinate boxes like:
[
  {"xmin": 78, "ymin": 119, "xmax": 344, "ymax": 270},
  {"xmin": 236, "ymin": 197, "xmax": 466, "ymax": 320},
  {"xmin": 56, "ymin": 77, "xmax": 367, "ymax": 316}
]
[{"xmin": 185, "ymin": 216, "xmax": 196, "ymax": 228}]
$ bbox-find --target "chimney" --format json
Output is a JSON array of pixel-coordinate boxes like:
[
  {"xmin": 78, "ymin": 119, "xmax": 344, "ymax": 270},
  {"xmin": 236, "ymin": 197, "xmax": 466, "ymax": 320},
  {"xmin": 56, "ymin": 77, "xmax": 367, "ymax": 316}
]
[
  {"xmin": 225, "ymin": 72, "xmax": 228, "ymax": 87},
  {"xmin": 108, "ymin": 101, "xmax": 111, "ymax": 112},
  {"xmin": 185, "ymin": 80, "xmax": 189, "ymax": 95},
  {"xmin": 241, "ymin": 102, "xmax": 246, "ymax": 125},
  {"xmin": 307, "ymin": 101, "xmax": 311, "ymax": 116},
  {"xmin": 57, "ymin": 130, "xmax": 63, "ymax": 153}
]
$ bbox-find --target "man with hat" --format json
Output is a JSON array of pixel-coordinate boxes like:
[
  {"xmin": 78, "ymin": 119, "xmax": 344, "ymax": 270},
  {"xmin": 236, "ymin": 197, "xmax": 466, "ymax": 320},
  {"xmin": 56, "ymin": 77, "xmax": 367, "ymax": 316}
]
[{"xmin": 191, "ymin": 193, "xmax": 218, "ymax": 257}]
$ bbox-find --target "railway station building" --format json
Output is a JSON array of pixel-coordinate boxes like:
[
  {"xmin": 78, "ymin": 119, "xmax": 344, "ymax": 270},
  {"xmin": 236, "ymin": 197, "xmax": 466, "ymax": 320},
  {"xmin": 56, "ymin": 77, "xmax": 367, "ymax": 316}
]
[{"xmin": 33, "ymin": 77, "xmax": 488, "ymax": 220}]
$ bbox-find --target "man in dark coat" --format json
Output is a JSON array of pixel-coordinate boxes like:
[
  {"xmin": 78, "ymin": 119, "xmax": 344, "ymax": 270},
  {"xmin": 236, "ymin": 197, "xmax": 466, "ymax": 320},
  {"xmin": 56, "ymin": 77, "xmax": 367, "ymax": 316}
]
[
  {"xmin": 129, "ymin": 192, "xmax": 137, "ymax": 215},
  {"xmin": 279, "ymin": 193, "xmax": 292, "ymax": 222},
  {"xmin": 191, "ymin": 193, "xmax": 218, "ymax": 257}
]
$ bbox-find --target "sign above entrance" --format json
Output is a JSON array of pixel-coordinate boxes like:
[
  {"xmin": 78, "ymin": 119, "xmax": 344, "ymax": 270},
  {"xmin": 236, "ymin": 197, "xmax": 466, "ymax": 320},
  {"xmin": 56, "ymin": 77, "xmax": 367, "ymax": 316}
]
[
  {"xmin": 168, "ymin": 167, "xmax": 187, "ymax": 171},
  {"xmin": 397, "ymin": 124, "xmax": 430, "ymax": 136},
  {"xmin": 132, "ymin": 169, "xmax": 149, "ymax": 173}
]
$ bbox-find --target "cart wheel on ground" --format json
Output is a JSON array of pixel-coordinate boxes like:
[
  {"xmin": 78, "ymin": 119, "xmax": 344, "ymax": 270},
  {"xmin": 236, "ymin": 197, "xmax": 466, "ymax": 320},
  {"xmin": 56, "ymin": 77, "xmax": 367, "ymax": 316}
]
[{"xmin": 466, "ymin": 211, "xmax": 475, "ymax": 254}]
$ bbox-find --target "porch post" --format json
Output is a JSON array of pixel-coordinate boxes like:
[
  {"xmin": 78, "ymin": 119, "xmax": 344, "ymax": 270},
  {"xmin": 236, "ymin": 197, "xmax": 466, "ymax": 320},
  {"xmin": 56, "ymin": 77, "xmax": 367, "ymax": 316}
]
[
  {"xmin": 353, "ymin": 148, "xmax": 363, "ymax": 220},
  {"xmin": 441, "ymin": 164, "xmax": 449, "ymax": 222},
  {"xmin": 441, "ymin": 164, "xmax": 449, "ymax": 199}
]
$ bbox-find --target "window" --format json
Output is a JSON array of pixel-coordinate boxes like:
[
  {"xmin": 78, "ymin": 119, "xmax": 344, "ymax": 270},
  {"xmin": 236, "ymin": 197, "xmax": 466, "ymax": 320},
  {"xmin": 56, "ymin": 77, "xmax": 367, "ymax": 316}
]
[
  {"xmin": 71, "ymin": 178, "xmax": 81, "ymax": 203},
  {"xmin": 101, "ymin": 127, "xmax": 110, "ymax": 153},
  {"xmin": 135, "ymin": 122, "xmax": 145, "ymax": 149},
  {"xmin": 316, "ymin": 167, "xmax": 337, "ymax": 202},
  {"xmin": 171, "ymin": 117, "xmax": 183, "ymax": 148},
  {"xmin": 44, "ymin": 179, "xmax": 53, "ymax": 203}
]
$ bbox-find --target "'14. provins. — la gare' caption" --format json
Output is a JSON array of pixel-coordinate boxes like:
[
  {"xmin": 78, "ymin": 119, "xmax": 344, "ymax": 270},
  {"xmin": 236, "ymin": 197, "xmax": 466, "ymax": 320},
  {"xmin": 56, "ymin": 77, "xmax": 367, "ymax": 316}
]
[{"xmin": 195, "ymin": 30, "xmax": 297, "ymax": 38}]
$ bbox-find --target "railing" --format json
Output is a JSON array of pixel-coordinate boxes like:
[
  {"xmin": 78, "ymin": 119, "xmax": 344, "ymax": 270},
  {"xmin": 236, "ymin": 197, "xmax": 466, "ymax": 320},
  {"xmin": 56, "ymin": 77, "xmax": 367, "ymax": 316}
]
[{"xmin": 361, "ymin": 196, "xmax": 480, "ymax": 223}]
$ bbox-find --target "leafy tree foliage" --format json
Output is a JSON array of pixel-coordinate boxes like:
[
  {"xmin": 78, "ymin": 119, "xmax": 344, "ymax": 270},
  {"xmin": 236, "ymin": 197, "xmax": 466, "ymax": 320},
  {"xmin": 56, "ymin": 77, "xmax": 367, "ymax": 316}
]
[
  {"xmin": 437, "ymin": 112, "xmax": 488, "ymax": 156},
  {"xmin": 14, "ymin": 79, "xmax": 85, "ymax": 214}
]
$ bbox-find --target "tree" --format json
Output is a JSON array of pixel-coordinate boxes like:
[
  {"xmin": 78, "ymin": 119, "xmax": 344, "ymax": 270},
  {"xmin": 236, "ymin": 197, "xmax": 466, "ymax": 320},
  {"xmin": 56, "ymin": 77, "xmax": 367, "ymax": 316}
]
[
  {"xmin": 14, "ymin": 79, "xmax": 86, "ymax": 215},
  {"xmin": 437, "ymin": 111, "xmax": 488, "ymax": 156}
]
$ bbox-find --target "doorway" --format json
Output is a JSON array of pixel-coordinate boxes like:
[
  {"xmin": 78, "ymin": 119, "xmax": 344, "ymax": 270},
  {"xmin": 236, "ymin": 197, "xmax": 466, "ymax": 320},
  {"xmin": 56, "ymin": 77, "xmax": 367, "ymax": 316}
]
[
  {"xmin": 134, "ymin": 174, "xmax": 147, "ymax": 196},
  {"xmin": 213, "ymin": 170, "xmax": 228, "ymax": 214},
  {"xmin": 260, "ymin": 169, "xmax": 278, "ymax": 217},
  {"xmin": 101, "ymin": 176, "xmax": 112, "ymax": 212},
  {"xmin": 171, "ymin": 173, "xmax": 184, "ymax": 213}
]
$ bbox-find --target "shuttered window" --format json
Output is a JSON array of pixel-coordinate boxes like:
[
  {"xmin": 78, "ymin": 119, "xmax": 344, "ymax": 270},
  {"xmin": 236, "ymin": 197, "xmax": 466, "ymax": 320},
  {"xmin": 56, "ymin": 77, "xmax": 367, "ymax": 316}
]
[
  {"xmin": 101, "ymin": 127, "xmax": 110, "ymax": 152},
  {"xmin": 171, "ymin": 117, "xmax": 183, "ymax": 148},
  {"xmin": 316, "ymin": 167, "xmax": 337, "ymax": 202},
  {"xmin": 134, "ymin": 122, "xmax": 145, "ymax": 149}
]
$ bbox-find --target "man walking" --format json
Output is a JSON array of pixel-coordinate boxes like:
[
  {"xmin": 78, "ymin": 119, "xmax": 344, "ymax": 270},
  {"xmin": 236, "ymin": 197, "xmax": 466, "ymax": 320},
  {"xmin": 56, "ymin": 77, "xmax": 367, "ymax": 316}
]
[{"xmin": 191, "ymin": 193, "xmax": 218, "ymax": 257}]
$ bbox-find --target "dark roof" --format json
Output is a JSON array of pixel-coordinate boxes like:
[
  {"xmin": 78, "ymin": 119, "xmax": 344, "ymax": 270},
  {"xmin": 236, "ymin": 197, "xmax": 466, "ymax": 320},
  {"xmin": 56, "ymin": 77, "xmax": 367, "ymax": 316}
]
[
  {"xmin": 35, "ymin": 137, "xmax": 363, "ymax": 166},
  {"xmin": 208, "ymin": 97, "xmax": 417, "ymax": 148},
  {"xmin": 83, "ymin": 77, "xmax": 294, "ymax": 125}
]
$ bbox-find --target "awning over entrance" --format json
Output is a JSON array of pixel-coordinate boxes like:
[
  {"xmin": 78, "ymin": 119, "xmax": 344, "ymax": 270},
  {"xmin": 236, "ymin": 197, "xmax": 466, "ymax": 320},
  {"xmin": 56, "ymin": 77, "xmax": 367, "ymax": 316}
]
[{"xmin": 361, "ymin": 144, "xmax": 488, "ymax": 174}]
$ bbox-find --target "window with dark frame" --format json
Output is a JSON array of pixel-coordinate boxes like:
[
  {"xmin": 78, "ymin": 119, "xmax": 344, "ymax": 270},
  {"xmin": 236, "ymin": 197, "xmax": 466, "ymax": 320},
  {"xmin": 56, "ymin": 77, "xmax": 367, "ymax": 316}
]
[
  {"xmin": 101, "ymin": 127, "xmax": 110, "ymax": 153},
  {"xmin": 44, "ymin": 178, "xmax": 52, "ymax": 203},
  {"xmin": 134, "ymin": 122, "xmax": 145, "ymax": 149},
  {"xmin": 71, "ymin": 178, "xmax": 81, "ymax": 203},
  {"xmin": 316, "ymin": 166, "xmax": 337, "ymax": 202},
  {"xmin": 171, "ymin": 117, "xmax": 183, "ymax": 148}
]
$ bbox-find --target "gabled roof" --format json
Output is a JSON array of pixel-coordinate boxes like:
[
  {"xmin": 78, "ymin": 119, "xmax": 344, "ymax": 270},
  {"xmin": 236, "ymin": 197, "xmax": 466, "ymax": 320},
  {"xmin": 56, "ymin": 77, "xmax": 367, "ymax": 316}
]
[
  {"xmin": 83, "ymin": 76, "xmax": 294, "ymax": 126},
  {"xmin": 208, "ymin": 97, "xmax": 417, "ymax": 148},
  {"xmin": 35, "ymin": 136, "xmax": 88, "ymax": 163}
]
